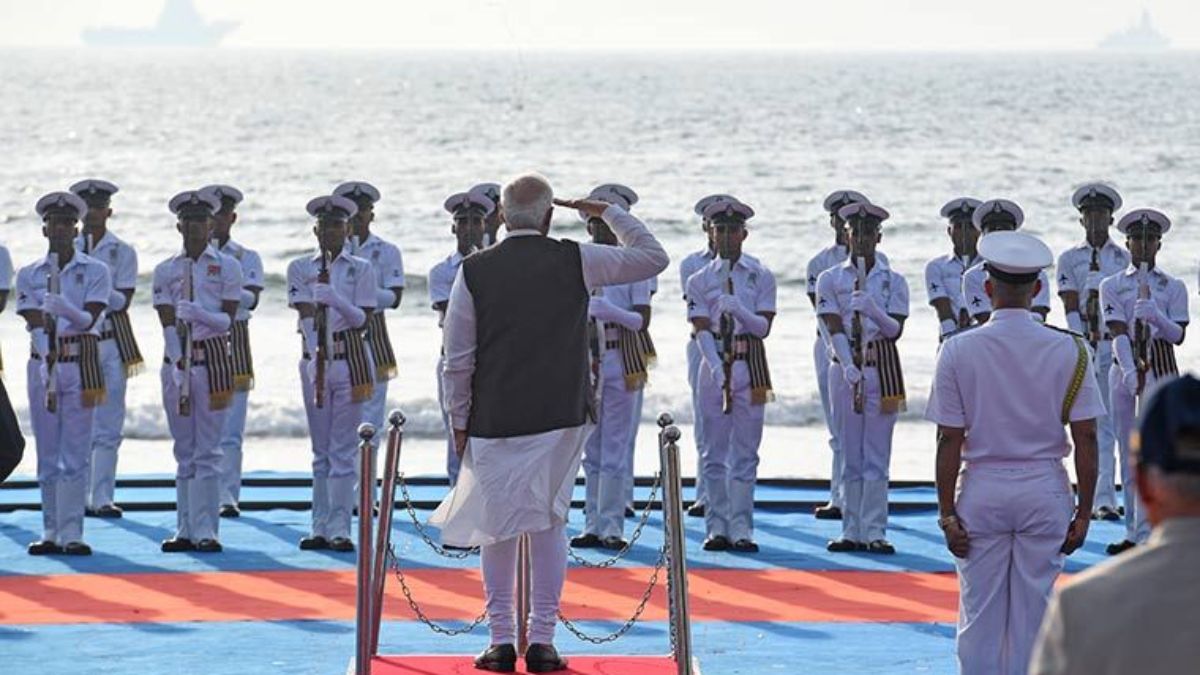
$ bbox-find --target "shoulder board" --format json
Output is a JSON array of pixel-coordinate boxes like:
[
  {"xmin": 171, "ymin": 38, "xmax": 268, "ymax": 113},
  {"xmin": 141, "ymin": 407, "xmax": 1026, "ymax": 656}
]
[{"xmin": 1042, "ymin": 323, "xmax": 1084, "ymax": 338}]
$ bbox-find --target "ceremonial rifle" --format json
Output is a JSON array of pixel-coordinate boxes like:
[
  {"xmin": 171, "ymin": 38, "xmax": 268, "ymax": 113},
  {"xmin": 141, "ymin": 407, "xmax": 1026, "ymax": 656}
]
[
  {"xmin": 720, "ymin": 259, "xmax": 734, "ymax": 415},
  {"xmin": 45, "ymin": 253, "xmax": 60, "ymax": 413},
  {"xmin": 315, "ymin": 251, "xmax": 331, "ymax": 409},
  {"xmin": 178, "ymin": 259, "xmax": 193, "ymax": 417},
  {"xmin": 1086, "ymin": 247, "xmax": 1102, "ymax": 348},
  {"xmin": 1134, "ymin": 261, "xmax": 1150, "ymax": 398},
  {"xmin": 852, "ymin": 256, "xmax": 867, "ymax": 415}
]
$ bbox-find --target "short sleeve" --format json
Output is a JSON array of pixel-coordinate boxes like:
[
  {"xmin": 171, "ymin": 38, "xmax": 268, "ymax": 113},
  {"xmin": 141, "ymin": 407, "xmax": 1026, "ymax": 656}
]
[
  {"xmin": 1055, "ymin": 250, "xmax": 1077, "ymax": 293},
  {"xmin": 286, "ymin": 259, "xmax": 311, "ymax": 307},
  {"xmin": 243, "ymin": 250, "xmax": 264, "ymax": 290},
  {"xmin": 925, "ymin": 258, "xmax": 948, "ymax": 302},
  {"xmin": 152, "ymin": 262, "xmax": 173, "ymax": 307},
  {"xmin": 14, "ymin": 267, "xmax": 37, "ymax": 312},
  {"xmin": 85, "ymin": 263, "xmax": 112, "ymax": 306},
  {"xmin": 115, "ymin": 244, "xmax": 138, "ymax": 290},
  {"xmin": 428, "ymin": 262, "xmax": 451, "ymax": 308},
  {"xmin": 1167, "ymin": 279, "xmax": 1189, "ymax": 323},
  {"xmin": 924, "ymin": 340, "xmax": 966, "ymax": 428},
  {"xmin": 887, "ymin": 272, "xmax": 910, "ymax": 317},
  {"xmin": 630, "ymin": 279, "xmax": 653, "ymax": 306},
  {"xmin": 387, "ymin": 244, "xmax": 405, "ymax": 289},
  {"xmin": 1099, "ymin": 277, "xmax": 1122, "ymax": 324},
  {"xmin": 685, "ymin": 272, "xmax": 708, "ymax": 321},
  {"xmin": 963, "ymin": 268, "xmax": 990, "ymax": 316},
  {"xmin": 221, "ymin": 258, "xmax": 243, "ymax": 303},
  {"xmin": 755, "ymin": 267, "xmax": 777, "ymax": 314},
  {"xmin": 1068, "ymin": 345, "xmax": 1107, "ymax": 421},
  {"xmin": 805, "ymin": 254, "xmax": 822, "ymax": 296},
  {"xmin": 1033, "ymin": 270, "xmax": 1052, "ymax": 309},
  {"xmin": 815, "ymin": 268, "xmax": 839, "ymax": 317},
  {"xmin": 0, "ymin": 247, "xmax": 13, "ymax": 290},
  {"xmin": 355, "ymin": 260, "xmax": 377, "ymax": 308},
  {"xmin": 679, "ymin": 257, "xmax": 695, "ymax": 297}
]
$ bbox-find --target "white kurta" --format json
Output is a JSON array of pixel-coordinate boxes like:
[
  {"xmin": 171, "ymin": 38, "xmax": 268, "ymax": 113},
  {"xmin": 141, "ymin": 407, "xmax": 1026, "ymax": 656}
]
[{"xmin": 430, "ymin": 204, "xmax": 669, "ymax": 548}]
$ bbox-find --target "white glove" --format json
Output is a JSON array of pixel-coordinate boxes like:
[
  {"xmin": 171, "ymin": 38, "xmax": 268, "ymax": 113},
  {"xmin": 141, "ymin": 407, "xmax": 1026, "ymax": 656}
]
[
  {"xmin": 171, "ymin": 365, "xmax": 186, "ymax": 390},
  {"xmin": 178, "ymin": 300, "xmax": 231, "ymax": 331},
  {"xmin": 939, "ymin": 318, "xmax": 957, "ymax": 338},
  {"xmin": 43, "ymin": 293, "xmax": 92, "ymax": 329},
  {"xmin": 709, "ymin": 362, "xmax": 727, "ymax": 389},
  {"xmin": 107, "ymin": 289, "xmax": 129, "ymax": 312},
  {"xmin": 716, "ymin": 294, "xmax": 746, "ymax": 318},
  {"xmin": 38, "ymin": 361, "xmax": 51, "ymax": 391},
  {"xmin": 717, "ymin": 293, "xmax": 770, "ymax": 338},
  {"xmin": 305, "ymin": 358, "xmax": 319, "ymax": 386},
  {"xmin": 299, "ymin": 317, "xmax": 318, "ymax": 357},
  {"xmin": 1121, "ymin": 368, "xmax": 1140, "ymax": 396},
  {"xmin": 239, "ymin": 288, "xmax": 256, "ymax": 311},
  {"xmin": 1066, "ymin": 311, "xmax": 1085, "ymax": 335},
  {"xmin": 831, "ymin": 331, "xmax": 860, "ymax": 385},
  {"xmin": 162, "ymin": 325, "xmax": 183, "ymax": 364},
  {"xmin": 31, "ymin": 328, "xmax": 50, "ymax": 360},
  {"xmin": 695, "ymin": 330, "xmax": 724, "ymax": 382},
  {"xmin": 315, "ymin": 283, "xmax": 365, "ymax": 326},
  {"xmin": 843, "ymin": 363, "xmax": 863, "ymax": 385},
  {"xmin": 1085, "ymin": 271, "xmax": 1104, "ymax": 292},
  {"xmin": 1133, "ymin": 298, "xmax": 1161, "ymax": 324},
  {"xmin": 588, "ymin": 296, "xmax": 643, "ymax": 330},
  {"xmin": 375, "ymin": 287, "xmax": 397, "ymax": 310},
  {"xmin": 313, "ymin": 283, "xmax": 340, "ymax": 308},
  {"xmin": 851, "ymin": 290, "xmax": 901, "ymax": 338}
]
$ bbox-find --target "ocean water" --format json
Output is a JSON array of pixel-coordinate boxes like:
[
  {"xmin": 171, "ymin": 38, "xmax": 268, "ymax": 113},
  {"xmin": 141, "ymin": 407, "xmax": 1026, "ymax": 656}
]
[{"xmin": 1, "ymin": 49, "xmax": 1198, "ymax": 471}]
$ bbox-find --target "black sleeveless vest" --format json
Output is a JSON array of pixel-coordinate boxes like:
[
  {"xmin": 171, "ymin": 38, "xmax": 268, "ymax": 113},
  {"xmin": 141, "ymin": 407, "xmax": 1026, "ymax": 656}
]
[{"xmin": 462, "ymin": 235, "xmax": 591, "ymax": 438}]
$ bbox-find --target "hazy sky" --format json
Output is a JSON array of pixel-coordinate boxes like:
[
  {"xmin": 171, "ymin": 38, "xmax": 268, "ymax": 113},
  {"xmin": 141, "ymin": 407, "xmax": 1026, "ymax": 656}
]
[{"xmin": 4, "ymin": 0, "xmax": 1198, "ymax": 50}]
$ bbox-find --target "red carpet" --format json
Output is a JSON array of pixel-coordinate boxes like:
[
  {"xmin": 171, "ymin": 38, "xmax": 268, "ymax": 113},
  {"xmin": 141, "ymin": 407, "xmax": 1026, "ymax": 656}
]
[{"xmin": 372, "ymin": 655, "xmax": 680, "ymax": 674}]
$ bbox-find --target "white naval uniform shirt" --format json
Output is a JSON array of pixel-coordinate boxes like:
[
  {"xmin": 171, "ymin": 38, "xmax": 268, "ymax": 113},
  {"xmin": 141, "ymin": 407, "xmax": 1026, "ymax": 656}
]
[
  {"xmin": 217, "ymin": 238, "xmax": 264, "ymax": 321},
  {"xmin": 432, "ymin": 205, "xmax": 669, "ymax": 547},
  {"xmin": 77, "ymin": 232, "xmax": 136, "ymax": 338},
  {"xmin": 962, "ymin": 262, "xmax": 1052, "ymax": 318},
  {"xmin": 679, "ymin": 249, "xmax": 713, "ymax": 301},
  {"xmin": 354, "ymin": 233, "xmax": 405, "ymax": 297},
  {"xmin": 0, "ymin": 245, "xmax": 13, "ymax": 293},
  {"xmin": 16, "ymin": 253, "xmax": 112, "ymax": 337},
  {"xmin": 1099, "ymin": 265, "xmax": 1190, "ymax": 339},
  {"xmin": 815, "ymin": 256, "xmax": 910, "ymax": 344},
  {"xmin": 429, "ymin": 250, "xmax": 465, "ymax": 327},
  {"xmin": 925, "ymin": 309, "xmax": 1106, "ymax": 462},
  {"xmin": 807, "ymin": 245, "xmax": 890, "ymax": 298},
  {"xmin": 925, "ymin": 253, "xmax": 981, "ymax": 318},
  {"xmin": 685, "ymin": 254, "xmax": 777, "ymax": 333},
  {"xmin": 286, "ymin": 249, "xmax": 377, "ymax": 335},
  {"xmin": 1056, "ymin": 239, "xmax": 1129, "ymax": 335},
  {"xmin": 152, "ymin": 246, "xmax": 243, "ymax": 341}
]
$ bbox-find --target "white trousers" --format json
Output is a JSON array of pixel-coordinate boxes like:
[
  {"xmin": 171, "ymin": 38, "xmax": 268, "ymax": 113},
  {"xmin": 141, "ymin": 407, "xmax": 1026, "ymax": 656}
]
[
  {"xmin": 87, "ymin": 339, "xmax": 126, "ymax": 509},
  {"xmin": 829, "ymin": 363, "xmax": 896, "ymax": 542},
  {"xmin": 437, "ymin": 355, "xmax": 461, "ymax": 485},
  {"xmin": 218, "ymin": 389, "xmax": 250, "ymax": 506},
  {"xmin": 954, "ymin": 462, "xmax": 1071, "ymax": 675},
  {"xmin": 481, "ymin": 524, "xmax": 568, "ymax": 646},
  {"xmin": 1090, "ymin": 341, "xmax": 1117, "ymax": 510},
  {"xmin": 161, "ymin": 362, "xmax": 228, "ymax": 542},
  {"xmin": 814, "ymin": 336, "xmax": 843, "ymax": 508},
  {"xmin": 28, "ymin": 360, "xmax": 95, "ymax": 544},
  {"xmin": 698, "ymin": 360, "xmax": 764, "ymax": 541},
  {"xmin": 581, "ymin": 350, "xmax": 637, "ymax": 539},
  {"xmin": 301, "ymin": 359, "xmax": 364, "ymax": 540},
  {"xmin": 686, "ymin": 339, "xmax": 707, "ymax": 504},
  {"xmin": 1109, "ymin": 367, "xmax": 1165, "ymax": 544}
]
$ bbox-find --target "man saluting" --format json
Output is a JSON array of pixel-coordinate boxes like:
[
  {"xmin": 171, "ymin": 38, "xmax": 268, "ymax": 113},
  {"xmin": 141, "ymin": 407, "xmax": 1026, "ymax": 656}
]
[{"xmin": 430, "ymin": 173, "xmax": 667, "ymax": 673}]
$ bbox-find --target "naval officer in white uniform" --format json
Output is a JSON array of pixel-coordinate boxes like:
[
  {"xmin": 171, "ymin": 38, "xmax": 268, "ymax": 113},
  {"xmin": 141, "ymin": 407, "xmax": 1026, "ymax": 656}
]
[
  {"xmin": 431, "ymin": 173, "xmax": 667, "ymax": 673},
  {"xmin": 927, "ymin": 231, "xmax": 1104, "ymax": 675}
]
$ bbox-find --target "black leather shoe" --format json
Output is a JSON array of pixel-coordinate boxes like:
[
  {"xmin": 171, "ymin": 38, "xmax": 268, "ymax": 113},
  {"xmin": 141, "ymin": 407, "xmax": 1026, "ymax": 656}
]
[
  {"xmin": 569, "ymin": 533, "xmax": 603, "ymax": 548},
  {"xmin": 524, "ymin": 643, "xmax": 568, "ymax": 673},
  {"xmin": 731, "ymin": 539, "xmax": 759, "ymax": 553},
  {"xmin": 686, "ymin": 502, "xmax": 706, "ymax": 518},
  {"xmin": 473, "ymin": 643, "xmax": 516, "ymax": 672},
  {"xmin": 195, "ymin": 539, "xmax": 223, "ymax": 553},
  {"xmin": 866, "ymin": 539, "xmax": 895, "ymax": 555},
  {"xmin": 329, "ymin": 537, "xmax": 355, "ymax": 552},
  {"xmin": 161, "ymin": 537, "xmax": 196, "ymax": 553},
  {"xmin": 813, "ymin": 504, "xmax": 843, "ymax": 520},
  {"xmin": 299, "ymin": 535, "xmax": 330, "ymax": 550},
  {"xmin": 702, "ymin": 535, "xmax": 731, "ymax": 551},
  {"xmin": 601, "ymin": 536, "xmax": 628, "ymax": 551},
  {"xmin": 62, "ymin": 541, "xmax": 93, "ymax": 556},
  {"xmin": 1093, "ymin": 506, "xmax": 1120, "ymax": 522},
  {"xmin": 826, "ymin": 538, "xmax": 865, "ymax": 553},
  {"xmin": 87, "ymin": 504, "xmax": 123, "ymax": 518},
  {"xmin": 28, "ymin": 540, "xmax": 63, "ymax": 556},
  {"xmin": 219, "ymin": 504, "xmax": 241, "ymax": 518},
  {"xmin": 1106, "ymin": 539, "xmax": 1137, "ymax": 556}
]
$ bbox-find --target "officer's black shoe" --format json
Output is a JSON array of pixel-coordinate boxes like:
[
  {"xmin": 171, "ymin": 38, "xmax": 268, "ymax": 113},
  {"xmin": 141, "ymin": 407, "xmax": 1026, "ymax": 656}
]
[
  {"xmin": 826, "ymin": 538, "xmax": 865, "ymax": 553},
  {"xmin": 866, "ymin": 539, "xmax": 896, "ymax": 555},
  {"xmin": 600, "ymin": 536, "xmax": 628, "ymax": 551},
  {"xmin": 161, "ymin": 537, "xmax": 196, "ymax": 553},
  {"xmin": 299, "ymin": 535, "xmax": 330, "ymax": 551},
  {"xmin": 195, "ymin": 539, "xmax": 223, "ymax": 553},
  {"xmin": 62, "ymin": 541, "xmax": 93, "ymax": 556},
  {"xmin": 524, "ymin": 643, "xmax": 568, "ymax": 673},
  {"xmin": 1093, "ymin": 506, "xmax": 1121, "ymax": 522},
  {"xmin": 625, "ymin": 506, "xmax": 636, "ymax": 518},
  {"xmin": 686, "ymin": 502, "xmax": 706, "ymax": 518},
  {"xmin": 1106, "ymin": 539, "xmax": 1137, "ymax": 556},
  {"xmin": 329, "ymin": 537, "xmax": 355, "ymax": 552},
  {"xmin": 219, "ymin": 504, "xmax": 241, "ymax": 518},
  {"xmin": 28, "ymin": 540, "xmax": 63, "ymax": 556},
  {"xmin": 731, "ymin": 539, "xmax": 760, "ymax": 553},
  {"xmin": 569, "ymin": 533, "xmax": 603, "ymax": 549},
  {"xmin": 87, "ymin": 504, "xmax": 124, "ymax": 518},
  {"xmin": 702, "ymin": 535, "xmax": 732, "ymax": 551},
  {"xmin": 813, "ymin": 504, "xmax": 843, "ymax": 520},
  {"xmin": 473, "ymin": 643, "xmax": 516, "ymax": 672}
]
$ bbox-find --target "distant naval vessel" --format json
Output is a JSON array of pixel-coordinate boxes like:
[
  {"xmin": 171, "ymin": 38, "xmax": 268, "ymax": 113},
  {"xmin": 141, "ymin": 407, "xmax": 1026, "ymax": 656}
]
[
  {"xmin": 1098, "ymin": 10, "xmax": 1170, "ymax": 51},
  {"xmin": 81, "ymin": 0, "xmax": 236, "ymax": 47}
]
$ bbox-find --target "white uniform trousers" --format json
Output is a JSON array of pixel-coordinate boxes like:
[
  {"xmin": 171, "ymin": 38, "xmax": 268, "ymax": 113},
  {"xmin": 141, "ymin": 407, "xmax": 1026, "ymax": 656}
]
[
  {"xmin": 581, "ymin": 350, "xmax": 638, "ymax": 539},
  {"xmin": 1090, "ymin": 341, "xmax": 1117, "ymax": 511},
  {"xmin": 218, "ymin": 389, "xmax": 250, "ymax": 506},
  {"xmin": 814, "ymin": 336, "xmax": 843, "ymax": 508},
  {"xmin": 87, "ymin": 338, "xmax": 126, "ymax": 509},
  {"xmin": 954, "ymin": 461, "xmax": 1072, "ymax": 675},
  {"xmin": 302, "ymin": 359, "xmax": 365, "ymax": 541},
  {"xmin": 829, "ymin": 362, "xmax": 897, "ymax": 542},
  {"xmin": 1109, "ymin": 367, "xmax": 1163, "ymax": 544},
  {"xmin": 437, "ymin": 355, "xmax": 461, "ymax": 485},
  {"xmin": 698, "ymin": 360, "xmax": 764, "ymax": 542},
  {"xmin": 481, "ymin": 524, "xmax": 568, "ymax": 646},
  {"xmin": 28, "ymin": 359, "xmax": 96, "ymax": 545},
  {"xmin": 162, "ymin": 362, "xmax": 228, "ymax": 543},
  {"xmin": 625, "ymin": 387, "xmax": 644, "ymax": 509},
  {"xmin": 685, "ymin": 339, "xmax": 707, "ymax": 506}
]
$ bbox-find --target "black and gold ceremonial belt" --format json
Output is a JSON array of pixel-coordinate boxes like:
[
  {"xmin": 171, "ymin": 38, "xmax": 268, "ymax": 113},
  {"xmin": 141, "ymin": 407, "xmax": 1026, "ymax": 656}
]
[
  {"xmin": 230, "ymin": 319, "xmax": 254, "ymax": 392},
  {"xmin": 103, "ymin": 310, "xmax": 145, "ymax": 377},
  {"xmin": 365, "ymin": 311, "xmax": 397, "ymax": 383}
]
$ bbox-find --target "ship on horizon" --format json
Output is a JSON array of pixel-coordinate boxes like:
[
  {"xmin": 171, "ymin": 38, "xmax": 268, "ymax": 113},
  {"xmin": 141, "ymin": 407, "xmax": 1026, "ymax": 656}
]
[
  {"xmin": 1098, "ymin": 10, "xmax": 1170, "ymax": 51},
  {"xmin": 81, "ymin": 0, "xmax": 236, "ymax": 48}
]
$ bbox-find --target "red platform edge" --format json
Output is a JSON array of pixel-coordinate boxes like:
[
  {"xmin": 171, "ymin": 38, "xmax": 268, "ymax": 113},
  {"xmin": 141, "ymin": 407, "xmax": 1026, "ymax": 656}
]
[{"xmin": 370, "ymin": 654, "xmax": 686, "ymax": 674}]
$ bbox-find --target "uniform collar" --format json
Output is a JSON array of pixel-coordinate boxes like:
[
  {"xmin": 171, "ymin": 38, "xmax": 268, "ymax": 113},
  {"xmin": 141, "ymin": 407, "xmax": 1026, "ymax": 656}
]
[
  {"xmin": 1148, "ymin": 517, "xmax": 1200, "ymax": 546},
  {"xmin": 40, "ymin": 251, "xmax": 86, "ymax": 271},
  {"xmin": 310, "ymin": 247, "xmax": 356, "ymax": 264},
  {"xmin": 217, "ymin": 238, "xmax": 243, "ymax": 255},
  {"xmin": 1076, "ymin": 237, "xmax": 1123, "ymax": 254},
  {"xmin": 841, "ymin": 254, "xmax": 890, "ymax": 274},
  {"xmin": 1123, "ymin": 264, "xmax": 1164, "ymax": 278},
  {"xmin": 79, "ymin": 230, "xmax": 116, "ymax": 251},
  {"xmin": 990, "ymin": 308, "xmax": 1035, "ymax": 323},
  {"xmin": 182, "ymin": 243, "xmax": 221, "ymax": 262},
  {"xmin": 506, "ymin": 229, "xmax": 542, "ymax": 239}
]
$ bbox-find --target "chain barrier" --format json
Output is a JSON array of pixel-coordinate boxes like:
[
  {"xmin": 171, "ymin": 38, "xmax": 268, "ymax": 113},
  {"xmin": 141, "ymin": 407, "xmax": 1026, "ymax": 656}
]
[
  {"xmin": 557, "ymin": 538, "xmax": 668, "ymax": 644},
  {"xmin": 566, "ymin": 470, "xmax": 663, "ymax": 569},
  {"xmin": 385, "ymin": 544, "xmax": 488, "ymax": 636},
  {"xmin": 395, "ymin": 473, "xmax": 478, "ymax": 559}
]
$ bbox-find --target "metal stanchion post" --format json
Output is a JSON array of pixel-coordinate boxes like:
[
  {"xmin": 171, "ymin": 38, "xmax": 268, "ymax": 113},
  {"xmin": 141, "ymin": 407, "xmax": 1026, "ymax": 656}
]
[
  {"xmin": 516, "ymin": 533, "xmax": 532, "ymax": 654},
  {"xmin": 370, "ymin": 411, "xmax": 406, "ymax": 656},
  {"xmin": 356, "ymin": 423, "xmax": 377, "ymax": 675},
  {"xmin": 660, "ymin": 424, "xmax": 694, "ymax": 675}
]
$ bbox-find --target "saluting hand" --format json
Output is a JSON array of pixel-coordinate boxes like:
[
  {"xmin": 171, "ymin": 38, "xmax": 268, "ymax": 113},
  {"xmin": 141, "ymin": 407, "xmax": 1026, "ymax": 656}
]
[
  {"xmin": 553, "ymin": 198, "xmax": 611, "ymax": 220},
  {"xmin": 944, "ymin": 520, "xmax": 969, "ymax": 559},
  {"xmin": 1060, "ymin": 514, "xmax": 1089, "ymax": 555}
]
